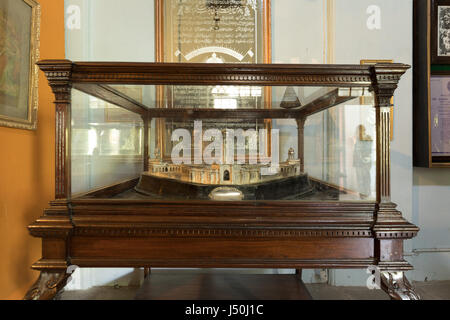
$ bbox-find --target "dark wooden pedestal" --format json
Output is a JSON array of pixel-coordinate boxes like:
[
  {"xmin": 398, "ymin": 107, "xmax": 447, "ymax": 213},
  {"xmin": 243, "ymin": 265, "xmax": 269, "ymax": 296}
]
[{"xmin": 134, "ymin": 274, "xmax": 312, "ymax": 300}]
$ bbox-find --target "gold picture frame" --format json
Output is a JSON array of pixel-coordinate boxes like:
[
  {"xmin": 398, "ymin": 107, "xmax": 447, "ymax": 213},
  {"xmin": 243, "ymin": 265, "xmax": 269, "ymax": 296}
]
[
  {"xmin": 360, "ymin": 59, "xmax": 394, "ymax": 140},
  {"xmin": 0, "ymin": 0, "xmax": 40, "ymax": 130}
]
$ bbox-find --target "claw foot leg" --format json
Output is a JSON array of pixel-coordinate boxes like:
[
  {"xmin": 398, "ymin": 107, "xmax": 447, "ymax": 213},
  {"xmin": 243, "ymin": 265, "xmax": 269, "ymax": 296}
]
[
  {"xmin": 23, "ymin": 271, "xmax": 69, "ymax": 300},
  {"xmin": 380, "ymin": 271, "xmax": 421, "ymax": 300}
]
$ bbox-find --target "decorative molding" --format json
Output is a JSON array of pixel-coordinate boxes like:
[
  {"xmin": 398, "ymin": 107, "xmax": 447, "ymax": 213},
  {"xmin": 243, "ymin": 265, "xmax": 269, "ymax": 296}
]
[
  {"xmin": 374, "ymin": 231, "xmax": 419, "ymax": 239},
  {"xmin": 370, "ymin": 64, "xmax": 410, "ymax": 108},
  {"xmin": 34, "ymin": 59, "xmax": 400, "ymax": 86},
  {"xmin": 37, "ymin": 61, "xmax": 411, "ymax": 88},
  {"xmin": 31, "ymin": 259, "xmax": 70, "ymax": 271},
  {"xmin": 28, "ymin": 215, "xmax": 73, "ymax": 239},
  {"xmin": 44, "ymin": 200, "xmax": 71, "ymax": 216},
  {"xmin": 373, "ymin": 203, "xmax": 420, "ymax": 239},
  {"xmin": 72, "ymin": 227, "xmax": 374, "ymax": 238},
  {"xmin": 71, "ymin": 73, "xmax": 373, "ymax": 86},
  {"xmin": 38, "ymin": 60, "xmax": 73, "ymax": 88},
  {"xmin": 377, "ymin": 260, "xmax": 414, "ymax": 271},
  {"xmin": 70, "ymin": 258, "xmax": 376, "ymax": 269}
]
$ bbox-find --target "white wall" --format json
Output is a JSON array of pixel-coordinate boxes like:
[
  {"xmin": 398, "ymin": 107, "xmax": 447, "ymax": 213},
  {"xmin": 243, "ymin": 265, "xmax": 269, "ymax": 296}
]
[
  {"xmin": 65, "ymin": 0, "xmax": 155, "ymax": 289},
  {"xmin": 410, "ymin": 168, "xmax": 450, "ymax": 281},
  {"xmin": 64, "ymin": 0, "xmax": 449, "ymax": 289},
  {"xmin": 330, "ymin": 0, "xmax": 416, "ymax": 285},
  {"xmin": 65, "ymin": 0, "xmax": 155, "ymax": 61}
]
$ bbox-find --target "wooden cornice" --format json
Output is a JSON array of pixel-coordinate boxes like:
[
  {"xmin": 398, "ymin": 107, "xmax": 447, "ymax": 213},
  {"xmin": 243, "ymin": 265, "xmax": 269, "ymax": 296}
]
[{"xmin": 38, "ymin": 59, "xmax": 410, "ymax": 87}]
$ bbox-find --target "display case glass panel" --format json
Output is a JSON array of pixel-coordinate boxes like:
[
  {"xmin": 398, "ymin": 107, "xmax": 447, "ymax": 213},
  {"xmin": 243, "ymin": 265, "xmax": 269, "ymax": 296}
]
[
  {"xmin": 71, "ymin": 89, "xmax": 144, "ymax": 195},
  {"xmin": 71, "ymin": 83, "xmax": 376, "ymax": 201}
]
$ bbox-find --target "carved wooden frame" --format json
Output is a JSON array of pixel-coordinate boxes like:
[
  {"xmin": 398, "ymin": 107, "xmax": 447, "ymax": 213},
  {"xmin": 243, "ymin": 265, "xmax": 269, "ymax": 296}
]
[{"xmin": 25, "ymin": 61, "xmax": 420, "ymax": 300}]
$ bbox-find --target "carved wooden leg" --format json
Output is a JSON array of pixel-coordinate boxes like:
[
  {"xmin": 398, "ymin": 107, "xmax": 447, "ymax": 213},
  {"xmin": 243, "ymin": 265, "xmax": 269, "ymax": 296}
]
[
  {"xmin": 380, "ymin": 271, "xmax": 420, "ymax": 300},
  {"xmin": 23, "ymin": 271, "xmax": 70, "ymax": 300}
]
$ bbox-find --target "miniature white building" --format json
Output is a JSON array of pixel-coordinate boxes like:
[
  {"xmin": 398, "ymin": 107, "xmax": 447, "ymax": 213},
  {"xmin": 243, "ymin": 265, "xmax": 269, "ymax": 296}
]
[{"xmin": 147, "ymin": 148, "xmax": 301, "ymax": 186}]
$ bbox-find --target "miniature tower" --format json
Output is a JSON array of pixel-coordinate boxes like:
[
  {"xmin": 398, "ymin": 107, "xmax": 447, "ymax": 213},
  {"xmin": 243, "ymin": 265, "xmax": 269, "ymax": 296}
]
[{"xmin": 288, "ymin": 147, "xmax": 295, "ymax": 162}]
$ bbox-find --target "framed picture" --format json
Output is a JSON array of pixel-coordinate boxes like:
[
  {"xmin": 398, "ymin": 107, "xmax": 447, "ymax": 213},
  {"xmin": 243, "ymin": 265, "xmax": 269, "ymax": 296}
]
[
  {"xmin": 431, "ymin": 0, "xmax": 450, "ymax": 64},
  {"xmin": 0, "ymin": 0, "xmax": 40, "ymax": 130}
]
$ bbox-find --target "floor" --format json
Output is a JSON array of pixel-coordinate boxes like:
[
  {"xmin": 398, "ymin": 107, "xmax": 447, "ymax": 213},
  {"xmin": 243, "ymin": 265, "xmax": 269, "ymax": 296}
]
[{"xmin": 59, "ymin": 280, "xmax": 450, "ymax": 300}]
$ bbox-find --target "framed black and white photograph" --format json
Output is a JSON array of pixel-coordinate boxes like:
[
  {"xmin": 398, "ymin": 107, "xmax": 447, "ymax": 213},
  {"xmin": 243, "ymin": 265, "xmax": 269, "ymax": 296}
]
[{"xmin": 431, "ymin": 0, "xmax": 450, "ymax": 63}]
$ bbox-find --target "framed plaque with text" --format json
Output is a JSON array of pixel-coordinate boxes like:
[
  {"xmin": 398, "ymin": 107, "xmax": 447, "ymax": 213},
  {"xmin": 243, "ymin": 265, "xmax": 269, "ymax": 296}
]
[
  {"xmin": 155, "ymin": 0, "xmax": 272, "ymax": 159},
  {"xmin": 158, "ymin": 0, "xmax": 271, "ymax": 64},
  {"xmin": 430, "ymin": 75, "xmax": 450, "ymax": 159}
]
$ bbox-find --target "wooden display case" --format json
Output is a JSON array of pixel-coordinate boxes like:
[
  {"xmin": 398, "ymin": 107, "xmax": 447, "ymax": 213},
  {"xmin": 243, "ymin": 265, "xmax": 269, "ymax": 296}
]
[{"xmin": 24, "ymin": 60, "xmax": 420, "ymax": 300}]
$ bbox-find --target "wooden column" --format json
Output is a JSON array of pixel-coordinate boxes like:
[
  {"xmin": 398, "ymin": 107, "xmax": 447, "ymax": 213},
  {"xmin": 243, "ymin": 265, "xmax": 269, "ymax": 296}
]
[
  {"xmin": 371, "ymin": 64, "xmax": 406, "ymax": 205},
  {"xmin": 25, "ymin": 61, "xmax": 75, "ymax": 300},
  {"xmin": 143, "ymin": 116, "xmax": 150, "ymax": 172},
  {"xmin": 375, "ymin": 106, "xmax": 392, "ymax": 204},
  {"xmin": 370, "ymin": 63, "xmax": 414, "ymax": 219},
  {"xmin": 370, "ymin": 64, "xmax": 420, "ymax": 300},
  {"xmin": 296, "ymin": 117, "xmax": 306, "ymax": 172},
  {"xmin": 38, "ymin": 60, "xmax": 73, "ymax": 200}
]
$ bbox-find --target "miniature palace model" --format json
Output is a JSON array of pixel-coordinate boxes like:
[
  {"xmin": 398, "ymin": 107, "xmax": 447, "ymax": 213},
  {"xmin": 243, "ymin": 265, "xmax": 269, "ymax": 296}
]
[
  {"xmin": 24, "ymin": 61, "xmax": 420, "ymax": 300},
  {"xmin": 147, "ymin": 148, "xmax": 300, "ymax": 187},
  {"xmin": 138, "ymin": 146, "xmax": 305, "ymax": 200}
]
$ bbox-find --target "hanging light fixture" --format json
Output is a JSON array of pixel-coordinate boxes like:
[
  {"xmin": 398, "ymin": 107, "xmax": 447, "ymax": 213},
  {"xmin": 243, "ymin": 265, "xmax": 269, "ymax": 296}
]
[{"xmin": 206, "ymin": 0, "xmax": 242, "ymax": 30}]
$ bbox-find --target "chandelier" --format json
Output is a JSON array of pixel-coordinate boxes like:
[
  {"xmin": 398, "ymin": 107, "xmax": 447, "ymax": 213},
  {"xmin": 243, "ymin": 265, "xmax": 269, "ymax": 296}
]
[{"xmin": 206, "ymin": 0, "xmax": 242, "ymax": 30}]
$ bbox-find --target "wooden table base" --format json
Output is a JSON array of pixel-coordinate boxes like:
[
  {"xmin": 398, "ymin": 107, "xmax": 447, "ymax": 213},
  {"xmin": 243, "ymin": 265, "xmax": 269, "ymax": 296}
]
[{"xmin": 134, "ymin": 274, "xmax": 312, "ymax": 300}]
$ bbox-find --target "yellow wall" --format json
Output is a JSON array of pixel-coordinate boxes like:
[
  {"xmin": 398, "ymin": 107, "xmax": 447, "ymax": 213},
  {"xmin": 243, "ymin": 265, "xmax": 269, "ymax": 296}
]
[{"xmin": 0, "ymin": 0, "xmax": 64, "ymax": 299}]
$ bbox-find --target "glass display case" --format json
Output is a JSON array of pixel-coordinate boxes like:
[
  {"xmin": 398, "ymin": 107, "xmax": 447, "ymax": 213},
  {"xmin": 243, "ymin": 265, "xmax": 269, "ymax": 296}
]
[
  {"xmin": 71, "ymin": 83, "xmax": 378, "ymax": 201},
  {"xmin": 25, "ymin": 61, "xmax": 420, "ymax": 300}
]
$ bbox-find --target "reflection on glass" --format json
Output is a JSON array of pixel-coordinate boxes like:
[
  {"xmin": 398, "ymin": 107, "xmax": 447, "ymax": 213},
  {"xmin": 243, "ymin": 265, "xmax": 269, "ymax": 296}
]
[
  {"xmin": 304, "ymin": 99, "xmax": 376, "ymax": 200},
  {"xmin": 71, "ymin": 85, "xmax": 377, "ymax": 201},
  {"xmin": 169, "ymin": 85, "xmax": 263, "ymax": 109},
  {"xmin": 71, "ymin": 89, "xmax": 144, "ymax": 195}
]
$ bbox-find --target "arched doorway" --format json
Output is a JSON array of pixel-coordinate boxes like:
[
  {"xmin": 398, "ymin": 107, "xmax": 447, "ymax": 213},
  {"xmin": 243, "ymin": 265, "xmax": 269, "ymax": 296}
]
[{"xmin": 223, "ymin": 170, "xmax": 230, "ymax": 181}]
